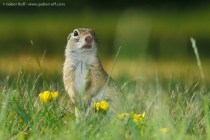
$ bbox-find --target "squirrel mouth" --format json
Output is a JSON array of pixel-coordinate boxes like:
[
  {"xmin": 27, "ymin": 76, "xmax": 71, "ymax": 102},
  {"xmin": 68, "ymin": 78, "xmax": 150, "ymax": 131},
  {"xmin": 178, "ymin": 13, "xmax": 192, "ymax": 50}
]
[{"xmin": 82, "ymin": 44, "xmax": 92, "ymax": 49}]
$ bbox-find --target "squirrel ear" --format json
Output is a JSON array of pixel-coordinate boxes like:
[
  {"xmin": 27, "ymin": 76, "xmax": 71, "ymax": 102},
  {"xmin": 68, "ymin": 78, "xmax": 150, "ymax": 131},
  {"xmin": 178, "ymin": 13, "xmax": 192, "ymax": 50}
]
[{"xmin": 67, "ymin": 34, "xmax": 71, "ymax": 41}]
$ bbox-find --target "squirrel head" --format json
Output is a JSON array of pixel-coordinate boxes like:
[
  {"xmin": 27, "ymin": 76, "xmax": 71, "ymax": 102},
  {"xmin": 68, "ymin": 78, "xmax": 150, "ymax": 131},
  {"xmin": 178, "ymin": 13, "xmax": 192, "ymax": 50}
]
[{"xmin": 65, "ymin": 28, "xmax": 98, "ymax": 57}]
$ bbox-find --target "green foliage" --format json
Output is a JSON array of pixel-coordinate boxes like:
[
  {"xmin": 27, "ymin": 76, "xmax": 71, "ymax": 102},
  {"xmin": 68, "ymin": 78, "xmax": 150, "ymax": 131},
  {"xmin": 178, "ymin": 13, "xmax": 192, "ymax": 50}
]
[
  {"xmin": 1, "ymin": 7, "xmax": 210, "ymax": 58},
  {"xmin": 0, "ymin": 59, "xmax": 209, "ymax": 139}
]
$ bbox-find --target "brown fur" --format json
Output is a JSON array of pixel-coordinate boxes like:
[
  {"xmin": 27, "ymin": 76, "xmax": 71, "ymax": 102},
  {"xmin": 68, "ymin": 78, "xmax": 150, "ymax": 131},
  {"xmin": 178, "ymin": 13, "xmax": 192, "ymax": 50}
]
[{"xmin": 63, "ymin": 28, "xmax": 125, "ymax": 122}]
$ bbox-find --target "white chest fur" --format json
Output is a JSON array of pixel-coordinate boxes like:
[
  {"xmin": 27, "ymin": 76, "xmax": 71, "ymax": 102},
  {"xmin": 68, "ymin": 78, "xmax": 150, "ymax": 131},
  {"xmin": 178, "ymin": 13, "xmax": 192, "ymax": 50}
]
[{"xmin": 74, "ymin": 61, "xmax": 89, "ymax": 95}]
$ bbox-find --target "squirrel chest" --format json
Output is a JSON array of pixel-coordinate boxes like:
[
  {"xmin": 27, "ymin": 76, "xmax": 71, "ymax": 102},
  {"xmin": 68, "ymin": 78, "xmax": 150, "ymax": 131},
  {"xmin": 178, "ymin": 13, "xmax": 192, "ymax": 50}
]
[{"xmin": 74, "ymin": 60, "xmax": 91, "ymax": 94}]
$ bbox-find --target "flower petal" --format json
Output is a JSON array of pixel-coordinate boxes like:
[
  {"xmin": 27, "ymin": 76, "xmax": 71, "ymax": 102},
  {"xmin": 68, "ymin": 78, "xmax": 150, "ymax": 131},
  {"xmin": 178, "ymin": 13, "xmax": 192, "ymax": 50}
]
[
  {"xmin": 94, "ymin": 102, "xmax": 100, "ymax": 111},
  {"xmin": 51, "ymin": 91, "xmax": 58, "ymax": 98},
  {"xmin": 118, "ymin": 114, "xmax": 124, "ymax": 119},
  {"xmin": 43, "ymin": 91, "xmax": 51, "ymax": 102},
  {"xmin": 39, "ymin": 93, "xmax": 44, "ymax": 98},
  {"xmin": 100, "ymin": 100, "xmax": 109, "ymax": 110}
]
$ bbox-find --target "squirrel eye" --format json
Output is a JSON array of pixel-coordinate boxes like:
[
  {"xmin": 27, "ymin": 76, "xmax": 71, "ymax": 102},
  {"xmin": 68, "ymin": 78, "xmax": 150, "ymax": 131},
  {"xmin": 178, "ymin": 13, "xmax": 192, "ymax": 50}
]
[{"xmin": 74, "ymin": 31, "xmax": 78, "ymax": 36}]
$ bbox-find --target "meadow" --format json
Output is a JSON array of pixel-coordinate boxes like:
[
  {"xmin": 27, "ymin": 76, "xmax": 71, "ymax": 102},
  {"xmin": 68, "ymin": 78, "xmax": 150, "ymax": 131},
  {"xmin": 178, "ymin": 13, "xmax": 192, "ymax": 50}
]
[
  {"xmin": 0, "ymin": 45, "xmax": 210, "ymax": 140},
  {"xmin": 0, "ymin": 8, "xmax": 210, "ymax": 140}
]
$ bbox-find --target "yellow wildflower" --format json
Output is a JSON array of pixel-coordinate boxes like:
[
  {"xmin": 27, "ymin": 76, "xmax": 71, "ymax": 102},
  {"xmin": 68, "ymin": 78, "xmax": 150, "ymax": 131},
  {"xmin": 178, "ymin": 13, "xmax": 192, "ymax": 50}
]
[
  {"xmin": 153, "ymin": 127, "xmax": 168, "ymax": 137},
  {"xmin": 39, "ymin": 91, "xmax": 51, "ymax": 102},
  {"xmin": 133, "ymin": 112, "xmax": 146, "ymax": 123},
  {"xmin": 39, "ymin": 91, "xmax": 58, "ymax": 102},
  {"xmin": 160, "ymin": 128, "xmax": 168, "ymax": 133},
  {"xmin": 118, "ymin": 112, "xmax": 145, "ymax": 122},
  {"xmin": 117, "ymin": 114, "xmax": 124, "ymax": 119},
  {"xmin": 93, "ymin": 100, "xmax": 109, "ymax": 111},
  {"xmin": 51, "ymin": 91, "xmax": 58, "ymax": 98},
  {"xmin": 94, "ymin": 102, "xmax": 100, "ymax": 111},
  {"xmin": 100, "ymin": 100, "xmax": 109, "ymax": 110},
  {"xmin": 133, "ymin": 114, "xmax": 142, "ymax": 121},
  {"xmin": 118, "ymin": 113, "xmax": 130, "ymax": 119}
]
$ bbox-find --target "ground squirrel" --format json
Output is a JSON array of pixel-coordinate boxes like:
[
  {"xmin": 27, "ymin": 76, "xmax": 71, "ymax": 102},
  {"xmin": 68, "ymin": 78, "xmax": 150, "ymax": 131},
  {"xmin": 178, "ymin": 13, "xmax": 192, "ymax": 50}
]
[{"xmin": 63, "ymin": 28, "xmax": 125, "ymax": 122}]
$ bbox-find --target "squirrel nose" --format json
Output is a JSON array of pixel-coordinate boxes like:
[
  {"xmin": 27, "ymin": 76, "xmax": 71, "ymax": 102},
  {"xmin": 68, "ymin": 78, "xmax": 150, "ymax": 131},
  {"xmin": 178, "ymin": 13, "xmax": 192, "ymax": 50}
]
[{"xmin": 85, "ymin": 36, "xmax": 93, "ymax": 44}]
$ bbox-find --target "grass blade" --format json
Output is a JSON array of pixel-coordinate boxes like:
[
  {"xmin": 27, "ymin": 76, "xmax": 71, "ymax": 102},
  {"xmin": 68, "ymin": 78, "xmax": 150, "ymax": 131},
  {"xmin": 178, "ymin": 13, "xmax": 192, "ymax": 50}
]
[
  {"xmin": 101, "ymin": 46, "xmax": 121, "ymax": 99},
  {"xmin": 190, "ymin": 37, "xmax": 206, "ymax": 88},
  {"xmin": 30, "ymin": 40, "xmax": 49, "ymax": 89}
]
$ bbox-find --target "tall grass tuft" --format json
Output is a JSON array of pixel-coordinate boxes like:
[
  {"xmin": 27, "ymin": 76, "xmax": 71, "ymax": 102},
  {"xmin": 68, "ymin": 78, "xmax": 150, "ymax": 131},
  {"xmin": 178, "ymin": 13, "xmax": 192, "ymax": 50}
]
[{"xmin": 190, "ymin": 37, "xmax": 206, "ymax": 88}]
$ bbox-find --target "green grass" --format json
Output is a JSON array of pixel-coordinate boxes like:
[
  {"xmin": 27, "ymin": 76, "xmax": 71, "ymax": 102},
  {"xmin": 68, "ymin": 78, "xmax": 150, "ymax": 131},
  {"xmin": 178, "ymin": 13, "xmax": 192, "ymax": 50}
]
[
  {"xmin": 0, "ymin": 67, "xmax": 209, "ymax": 139},
  {"xmin": 0, "ymin": 56, "xmax": 209, "ymax": 140}
]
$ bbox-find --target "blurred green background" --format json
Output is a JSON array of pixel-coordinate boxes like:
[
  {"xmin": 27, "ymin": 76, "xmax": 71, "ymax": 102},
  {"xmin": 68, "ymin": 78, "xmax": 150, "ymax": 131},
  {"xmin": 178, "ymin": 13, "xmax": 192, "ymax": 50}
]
[{"xmin": 0, "ymin": 0, "xmax": 210, "ymax": 85}]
